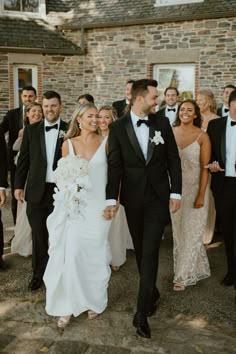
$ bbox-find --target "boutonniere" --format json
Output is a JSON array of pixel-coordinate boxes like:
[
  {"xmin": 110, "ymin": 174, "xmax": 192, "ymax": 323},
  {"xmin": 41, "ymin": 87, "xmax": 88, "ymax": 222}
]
[
  {"xmin": 150, "ymin": 131, "xmax": 164, "ymax": 145},
  {"xmin": 59, "ymin": 130, "xmax": 66, "ymax": 139}
]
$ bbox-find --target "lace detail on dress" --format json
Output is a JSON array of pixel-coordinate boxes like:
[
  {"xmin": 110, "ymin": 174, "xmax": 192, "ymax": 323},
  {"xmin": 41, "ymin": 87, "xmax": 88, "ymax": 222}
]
[{"xmin": 171, "ymin": 141, "xmax": 211, "ymax": 286}]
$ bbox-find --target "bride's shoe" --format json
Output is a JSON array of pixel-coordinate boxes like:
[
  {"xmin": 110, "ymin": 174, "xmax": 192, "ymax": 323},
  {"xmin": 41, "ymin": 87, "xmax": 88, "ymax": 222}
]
[
  {"xmin": 88, "ymin": 310, "xmax": 99, "ymax": 320},
  {"xmin": 57, "ymin": 315, "xmax": 71, "ymax": 328},
  {"xmin": 173, "ymin": 283, "xmax": 185, "ymax": 291}
]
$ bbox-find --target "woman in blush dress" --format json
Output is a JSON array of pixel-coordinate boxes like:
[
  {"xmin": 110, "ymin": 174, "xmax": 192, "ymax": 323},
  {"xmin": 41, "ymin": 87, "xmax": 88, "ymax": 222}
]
[
  {"xmin": 171, "ymin": 100, "xmax": 211, "ymax": 291},
  {"xmin": 98, "ymin": 105, "xmax": 133, "ymax": 271},
  {"xmin": 11, "ymin": 102, "xmax": 43, "ymax": 257},
  {"xmin": 44, "ymin": 103, "xmax": 112, "ymax": 328},
  {"xmin": 196, "ymin": 89, "xmax": 220, "ymax": 244}
]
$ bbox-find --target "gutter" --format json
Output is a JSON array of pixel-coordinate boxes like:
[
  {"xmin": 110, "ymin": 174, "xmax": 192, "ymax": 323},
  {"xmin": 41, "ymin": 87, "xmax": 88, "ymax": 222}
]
[{"xmin": 0, "ymin": 46, "xmax": 83, "ymax": 55}]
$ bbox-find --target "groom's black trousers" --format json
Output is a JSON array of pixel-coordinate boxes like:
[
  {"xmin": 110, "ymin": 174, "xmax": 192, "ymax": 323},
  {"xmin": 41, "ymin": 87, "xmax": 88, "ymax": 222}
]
[
  {"xmin": 124, "ymin": 184, "xmax": 169, "ymax": 315},
  {"xmin": 26, "ymin": 183, "xmax": 55, "ymax": 279}
]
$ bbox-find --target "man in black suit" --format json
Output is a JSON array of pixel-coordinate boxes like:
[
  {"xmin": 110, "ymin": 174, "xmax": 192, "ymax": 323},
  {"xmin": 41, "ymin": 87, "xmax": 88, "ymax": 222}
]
[
  {"xmin": 112, "ymin": 79, "xmax": 135, "ymax": 118},
  {"xmin": 217, "ymin": 84, "xmax": 236, "ymax": 117},
  {"xmin": 0, "ymin": 129, "xmax": 8, "ymax": 270},
  {"xmin": 14, "ymin": 91, "xmax": 67, "ymax": 291},
  {"xmin": 207, "ymin": 89, "xmax": 236, "ymax": 296},
  {"xmin": 156, "ymin": 86, "xmax": 179, "ymax": 126},
  {"xmin": 0, "ymin": 86, "xmax": 37, "ymax": 224},
  {"xmin": 105, "ymin": 79, "xmax": 182, "ymax": 338}
]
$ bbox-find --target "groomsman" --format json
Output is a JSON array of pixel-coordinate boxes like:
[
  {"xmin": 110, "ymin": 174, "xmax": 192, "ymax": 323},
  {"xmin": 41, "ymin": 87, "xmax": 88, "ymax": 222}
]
[
  {"xmin": 112, "ymin": 79, "xmax": 135, "ymax": 118},
  {"xmin": 105, "ymin": 79, "xmax": 182, "ymax": 338},
  {"xmin": 217, "ymin": 84, "xmax": 236, "ymax": 117},
  {"xmin": 14, "ymin": 91, "xmax": 67, "ymax": 290},
  {"xmin": 207, "ymin": 89, "xmax": 236, "ymax": 295},
  {"xmin": 0, "ymin": 86, "xmax": 37, "ymax": 224},
  {"xmin": 156, "ymin": 87, "xmax": 179, "ymax": 126},
  {"xmin": 0, "ymin": 129, "xmax": 8, "ymax": 270}
]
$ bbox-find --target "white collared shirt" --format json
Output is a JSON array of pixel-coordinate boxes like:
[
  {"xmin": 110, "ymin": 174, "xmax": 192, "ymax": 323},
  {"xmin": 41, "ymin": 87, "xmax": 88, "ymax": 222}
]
[
  {"xmin": 225, "ymin": 115, "xmax": 236, "ymax": 177},
  {"xmin": 131, "ymin": 110, "xmax": 149, "ymax": 160},
  {"xmin": 44, "ymin": 118, "xmax": 60, "ymax": 183},
  {"xmin": 165, "ymin": 105, "xmax": 178, "ymax": 126},
  {"xmin": 222, "ymin": 104, "xmax": 229, "ymax": 116}
]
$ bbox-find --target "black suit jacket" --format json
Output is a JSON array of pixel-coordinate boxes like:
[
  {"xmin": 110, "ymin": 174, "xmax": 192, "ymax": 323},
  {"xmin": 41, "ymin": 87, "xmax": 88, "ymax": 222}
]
[
  {"xmin": 112, "ymin": 99, "xmax": 128, "ymax": 119},
  {"xmin": 0, "ymin": 107, "xmax": 23, "ymax": 149},
  {"xmin": 106, "ymin": 113, "xmax": 182, "ymax": 208},
  {"xmin": 156, "ymin": 107, "xmax": 166, "ymax": 119},
  {"xmin": 207, "ymin": 116, "xmax": 227, "ymax": 197},
  {"xmin": 0, "ymin": 129, "xmax": 8, "ymax": 188},
  {"xmin": 14, "ymin": 119, "xmax": 67, "ymax": 204}
]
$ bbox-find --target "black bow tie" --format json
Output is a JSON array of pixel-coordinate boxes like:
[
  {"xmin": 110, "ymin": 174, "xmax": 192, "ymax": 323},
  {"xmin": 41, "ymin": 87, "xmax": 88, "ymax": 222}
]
[
  {"xmin": 167, "ymin": 108, "xmax": 176, "ymax": 112},
  {"xmin": 224, "ymin": 108, "xmax": 229, "ymax": 113},
  {"xmin": 45, "ymin": 124, "xmax": 58, "ymax": 132},
  {"xmin": 231, "ymin": 121, "xmax": 236, "ymax": 126},
  {"xmin": 137, "ymin": 119, "xmax": 150, "ymax": 127}
]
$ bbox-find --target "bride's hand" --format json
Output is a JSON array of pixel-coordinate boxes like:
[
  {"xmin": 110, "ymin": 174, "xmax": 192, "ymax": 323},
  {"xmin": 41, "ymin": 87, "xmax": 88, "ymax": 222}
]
[{"xmin": 194, "ymin": 195, "xmax": 204, "ymax": 208}]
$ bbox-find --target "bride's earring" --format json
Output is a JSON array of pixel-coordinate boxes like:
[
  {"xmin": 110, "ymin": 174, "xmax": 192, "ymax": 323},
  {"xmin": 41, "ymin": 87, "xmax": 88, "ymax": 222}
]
[{"xmin": 79, "ymin": 121, "xmax": 83, "ymax": 130}]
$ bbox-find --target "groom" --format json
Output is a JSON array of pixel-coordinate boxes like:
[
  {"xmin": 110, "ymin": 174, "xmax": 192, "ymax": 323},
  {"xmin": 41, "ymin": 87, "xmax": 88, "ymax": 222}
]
[
  {"xmin": 14, "ymin": 91, "xmax": 67, "ymax": 291},
  {"xmin": 105, "ymin": 79, "xmax": 182, "ymax": 338}
]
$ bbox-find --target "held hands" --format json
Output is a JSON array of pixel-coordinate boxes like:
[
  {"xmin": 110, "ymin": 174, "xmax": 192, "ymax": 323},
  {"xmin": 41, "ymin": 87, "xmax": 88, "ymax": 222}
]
[
  {"xmin": 14, "ymin": 189, "xmax": 24, "ymax": 203},
  {"xmin": 204, "ymin": 161, "xmax": 224, "ymax": 173},
  {"xmin": 169, "ymin": 198, "xmax": 181, "ymax": 213},
  {"xmin": 0, "ymin": 190, "xmax": 6, "ymax": 207},
  {"xmin": 103, "ymin": 205, "xmax": 117, "ymax": 220}
]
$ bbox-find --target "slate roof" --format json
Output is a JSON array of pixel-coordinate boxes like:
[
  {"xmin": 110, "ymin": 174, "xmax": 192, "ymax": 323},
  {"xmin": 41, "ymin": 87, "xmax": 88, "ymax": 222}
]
[
  {"xmin": 63, "ymin": 0, "xmax": 236, "ymax": 29},
  {"xmin": 0, "ymin": 0, "xmax": 81, "ymax": 54}
]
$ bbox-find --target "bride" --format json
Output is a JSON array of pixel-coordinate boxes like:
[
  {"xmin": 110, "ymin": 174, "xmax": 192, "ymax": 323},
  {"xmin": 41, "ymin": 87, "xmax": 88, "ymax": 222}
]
[{"xmin": 44, "ymin": 103, "xmax": 112, "ymax": 328}]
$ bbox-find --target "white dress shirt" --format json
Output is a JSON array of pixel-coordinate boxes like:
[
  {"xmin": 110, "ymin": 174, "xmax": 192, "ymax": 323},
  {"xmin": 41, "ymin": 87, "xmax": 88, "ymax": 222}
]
[
  {"xmin": 225, "ymin": 115, "xmax": 236, "ymax": 177},
  {"xmin": 165, "ymin": 105, "xmax": 178, "ymax": 126},
  {"xmin": 222, "ymin": 104, "xmax": 229, "ymax": 116},
  {"xmin": 44, "ymin": 119, "xmax": 61, "ymax": 183}
]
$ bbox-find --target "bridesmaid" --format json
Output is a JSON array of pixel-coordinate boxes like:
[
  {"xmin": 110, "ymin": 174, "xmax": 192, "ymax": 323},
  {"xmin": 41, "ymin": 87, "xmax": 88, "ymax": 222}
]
[
  {"xmin": 11, "ymin": 102, "xmax": 43, "ymax": 257},
  {"xmin": 171, "ymin": 100, "xmax": 211, "ymax": 291},
  {"xmin": 196, "ymin": 89, "xmax": 220, "ymax": 244},
  {"xmin": 98, "ymin": 105, "xmax": 133, "ymax": 271}
]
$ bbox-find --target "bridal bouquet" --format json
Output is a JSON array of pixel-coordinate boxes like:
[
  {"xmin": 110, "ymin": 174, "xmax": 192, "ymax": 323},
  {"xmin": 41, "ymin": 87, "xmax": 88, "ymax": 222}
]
[{"xmin": 53, "ymin": 155, "xmax": 91, "ymax": 218}]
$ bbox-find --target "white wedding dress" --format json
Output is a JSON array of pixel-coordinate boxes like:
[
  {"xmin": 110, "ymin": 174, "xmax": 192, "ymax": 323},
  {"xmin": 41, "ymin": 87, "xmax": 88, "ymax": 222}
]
[{"xmin": 44, "ymin": 138, "xmax": 112, "ymax": 317}]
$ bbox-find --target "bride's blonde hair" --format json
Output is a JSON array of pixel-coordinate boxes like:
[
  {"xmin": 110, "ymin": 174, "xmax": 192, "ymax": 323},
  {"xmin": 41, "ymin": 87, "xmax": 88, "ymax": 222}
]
[{"xmin": 64, "ymin": 102, "xmax": 97, "ymax": 140}]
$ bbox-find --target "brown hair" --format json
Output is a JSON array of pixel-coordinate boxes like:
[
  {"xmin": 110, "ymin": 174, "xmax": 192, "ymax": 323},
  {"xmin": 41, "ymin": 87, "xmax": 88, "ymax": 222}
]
[{"xmin": 24, "ymin": 102, "xmax": 43, "ymax": 125}]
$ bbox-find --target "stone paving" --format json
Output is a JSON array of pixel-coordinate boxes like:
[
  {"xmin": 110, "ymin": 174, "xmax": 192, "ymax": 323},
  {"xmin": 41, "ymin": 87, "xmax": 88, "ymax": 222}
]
[{"xmin": 0, "ymin": 199, "xmax": 235, "ymax": 354}]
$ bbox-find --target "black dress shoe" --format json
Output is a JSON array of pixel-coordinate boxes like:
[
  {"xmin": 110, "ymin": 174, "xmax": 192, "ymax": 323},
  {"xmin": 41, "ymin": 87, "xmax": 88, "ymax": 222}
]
[
  {"xmin": 28, "ymin": 277, "xmax": 43, "ymax": 291},
  {"xmin": 133, "ymin": 312, "xmax": 151, "ymax": 338},
  {"xmin": 147, "ymin": 296, "xmax": 160, "ymax": 317},
  {"xmin": 221, "ymin": 274, "xmax": 234, "ymax": 286},
  {"xmin": 0, "ymin": 258, "xmax": 7, "ymax": 270}
]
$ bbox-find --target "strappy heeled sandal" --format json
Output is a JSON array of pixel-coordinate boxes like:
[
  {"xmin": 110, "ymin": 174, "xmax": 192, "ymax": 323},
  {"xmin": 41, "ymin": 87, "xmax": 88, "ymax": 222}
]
[
  {"xmin": 87, "ymin": 310, "xmax": 99, "ymax": 320},
  {"xmin": 57, "ymin": 315, "xmax": 71, "ymax": 328}
]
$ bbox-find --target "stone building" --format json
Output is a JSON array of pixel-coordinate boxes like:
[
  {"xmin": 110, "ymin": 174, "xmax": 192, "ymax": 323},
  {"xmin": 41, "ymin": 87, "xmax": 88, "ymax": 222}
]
[{"xmin": 0, "ymin": 0, "xmax": 235, "ymax": 120}]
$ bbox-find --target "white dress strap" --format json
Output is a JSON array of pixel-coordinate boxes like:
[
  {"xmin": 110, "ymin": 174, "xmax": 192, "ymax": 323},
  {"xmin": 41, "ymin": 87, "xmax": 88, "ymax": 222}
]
[
  {"xmin": 196, "ymin": 131, "xmax": 204, "ymax": 142},
  {"xmin": 67, "ymin": 139, "xmax": 75, "ymax": 155}
]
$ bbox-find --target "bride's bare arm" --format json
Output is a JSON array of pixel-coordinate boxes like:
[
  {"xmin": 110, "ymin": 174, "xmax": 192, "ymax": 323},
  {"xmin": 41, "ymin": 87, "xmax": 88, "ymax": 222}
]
[{"xmin": 62, "ymin": 140, "xmax": 70, "ymax": 157}]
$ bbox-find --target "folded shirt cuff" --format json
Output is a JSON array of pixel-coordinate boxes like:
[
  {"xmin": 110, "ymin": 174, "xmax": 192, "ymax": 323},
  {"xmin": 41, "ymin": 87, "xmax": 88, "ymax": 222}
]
[
  {"xmin": 170, "ymin": 193, "xmax": 181, "ymax": 200},
  {"xmin": 106, "ymin": 199, "xmax": 117, "ymax": 206}
]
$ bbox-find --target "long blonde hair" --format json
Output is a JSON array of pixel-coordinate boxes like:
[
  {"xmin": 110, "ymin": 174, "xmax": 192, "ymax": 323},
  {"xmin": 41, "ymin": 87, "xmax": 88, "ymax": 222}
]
[
  {"xmin": 198, "ymin": 89, "xmax": 217, "ymax": 113},
  {"xmin": 65, "ymin": 102, "xmax": 97, "ymax": 140}
]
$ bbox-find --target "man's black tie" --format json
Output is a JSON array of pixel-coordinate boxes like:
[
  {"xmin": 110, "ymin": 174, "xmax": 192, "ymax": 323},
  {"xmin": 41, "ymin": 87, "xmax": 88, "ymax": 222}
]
[
  {"xmin": 137, "ymin": 119, "xmax": 150, "ymax": 127},
  {"xmin": 230, "ymin": 121, "xmax": 236, "ymax": 127},
  {"xmin": 45, "ymin": 124, "xmax": 58, "ymax": 132},
  {"xmin": 167, "ymin": 108, "xmax": 176, "ymax": 112}
]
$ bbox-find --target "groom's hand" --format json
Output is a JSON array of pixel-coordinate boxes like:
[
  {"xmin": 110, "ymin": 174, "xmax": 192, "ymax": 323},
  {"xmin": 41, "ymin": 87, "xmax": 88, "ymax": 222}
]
[
  {"xmin": 169, "ymin": 198, "xmax": 181, "ymax": 213},
  {"xmin": 14, "ymin": 189, "xmax": 24, "ymax": 203},
  {"xmin": 103, "ymin": 205, "xmax": 117, "ymax": 220}
]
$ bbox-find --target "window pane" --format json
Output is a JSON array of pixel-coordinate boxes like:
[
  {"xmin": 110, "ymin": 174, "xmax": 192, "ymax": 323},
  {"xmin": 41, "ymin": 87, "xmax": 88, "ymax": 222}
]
[
  {"xmin": 17, "ymin": 68, "xmax": 33, "ymax": 104},
  {"xmin": 4, "ymin": 0, "xmax": 20, "ymax": 11},
  {"xmin": 22, "ymin": 0, "xmax": 39, "ymax": 12}
]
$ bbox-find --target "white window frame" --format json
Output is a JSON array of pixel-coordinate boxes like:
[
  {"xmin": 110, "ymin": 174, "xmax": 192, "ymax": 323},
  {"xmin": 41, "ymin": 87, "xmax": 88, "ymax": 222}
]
[
  {"xmin": 153, "ymin": 63, "xmax": 196, "ymax": 107},
  {"xmin": 13, "ymin": 65, "xmax": 38, "ymax": 107},
  {"xmin": 0, "ymin": 0, "xmax": 46, "ymax": 18},
  {"xmin": 155, "ymin": 0, "xmax": 204, "ymax": 6}
]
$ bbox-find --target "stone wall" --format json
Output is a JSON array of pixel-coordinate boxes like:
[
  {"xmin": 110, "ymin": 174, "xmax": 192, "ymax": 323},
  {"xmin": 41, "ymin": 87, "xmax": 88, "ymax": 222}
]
[{"xmin": 66, "ymin": 16, "xmax": 236, "ymax": 107}]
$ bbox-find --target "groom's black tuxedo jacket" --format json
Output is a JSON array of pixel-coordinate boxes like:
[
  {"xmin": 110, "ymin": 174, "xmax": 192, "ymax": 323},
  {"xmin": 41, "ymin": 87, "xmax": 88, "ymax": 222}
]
[
  {"xmin": 106, "ymin": 113, "xmax": 182, "ymax": 208},
  {"xmin": 207, "ymin": 116, "xmax": 228, "ymax": 198},
  {"xmin": 14, "ymin": 119, "xmax": 67, "ymax": 204},
  {"xmin": 0, "ymin": 129, "xmax": 8, "ymax": 188}
]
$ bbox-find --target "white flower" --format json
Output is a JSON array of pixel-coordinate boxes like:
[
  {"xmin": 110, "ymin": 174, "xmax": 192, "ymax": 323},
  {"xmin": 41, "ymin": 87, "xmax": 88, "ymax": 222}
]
[
  {"xmin": 59, "ymin": 130, "xmax": 66, "ymax": 139},
  {"xmin": 150, "ymin": 131, "xmax": 164, "ymax": 145},
  {"xmin": 53, "ymin": 155, "xmax": 91, "ymax": 218}
]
